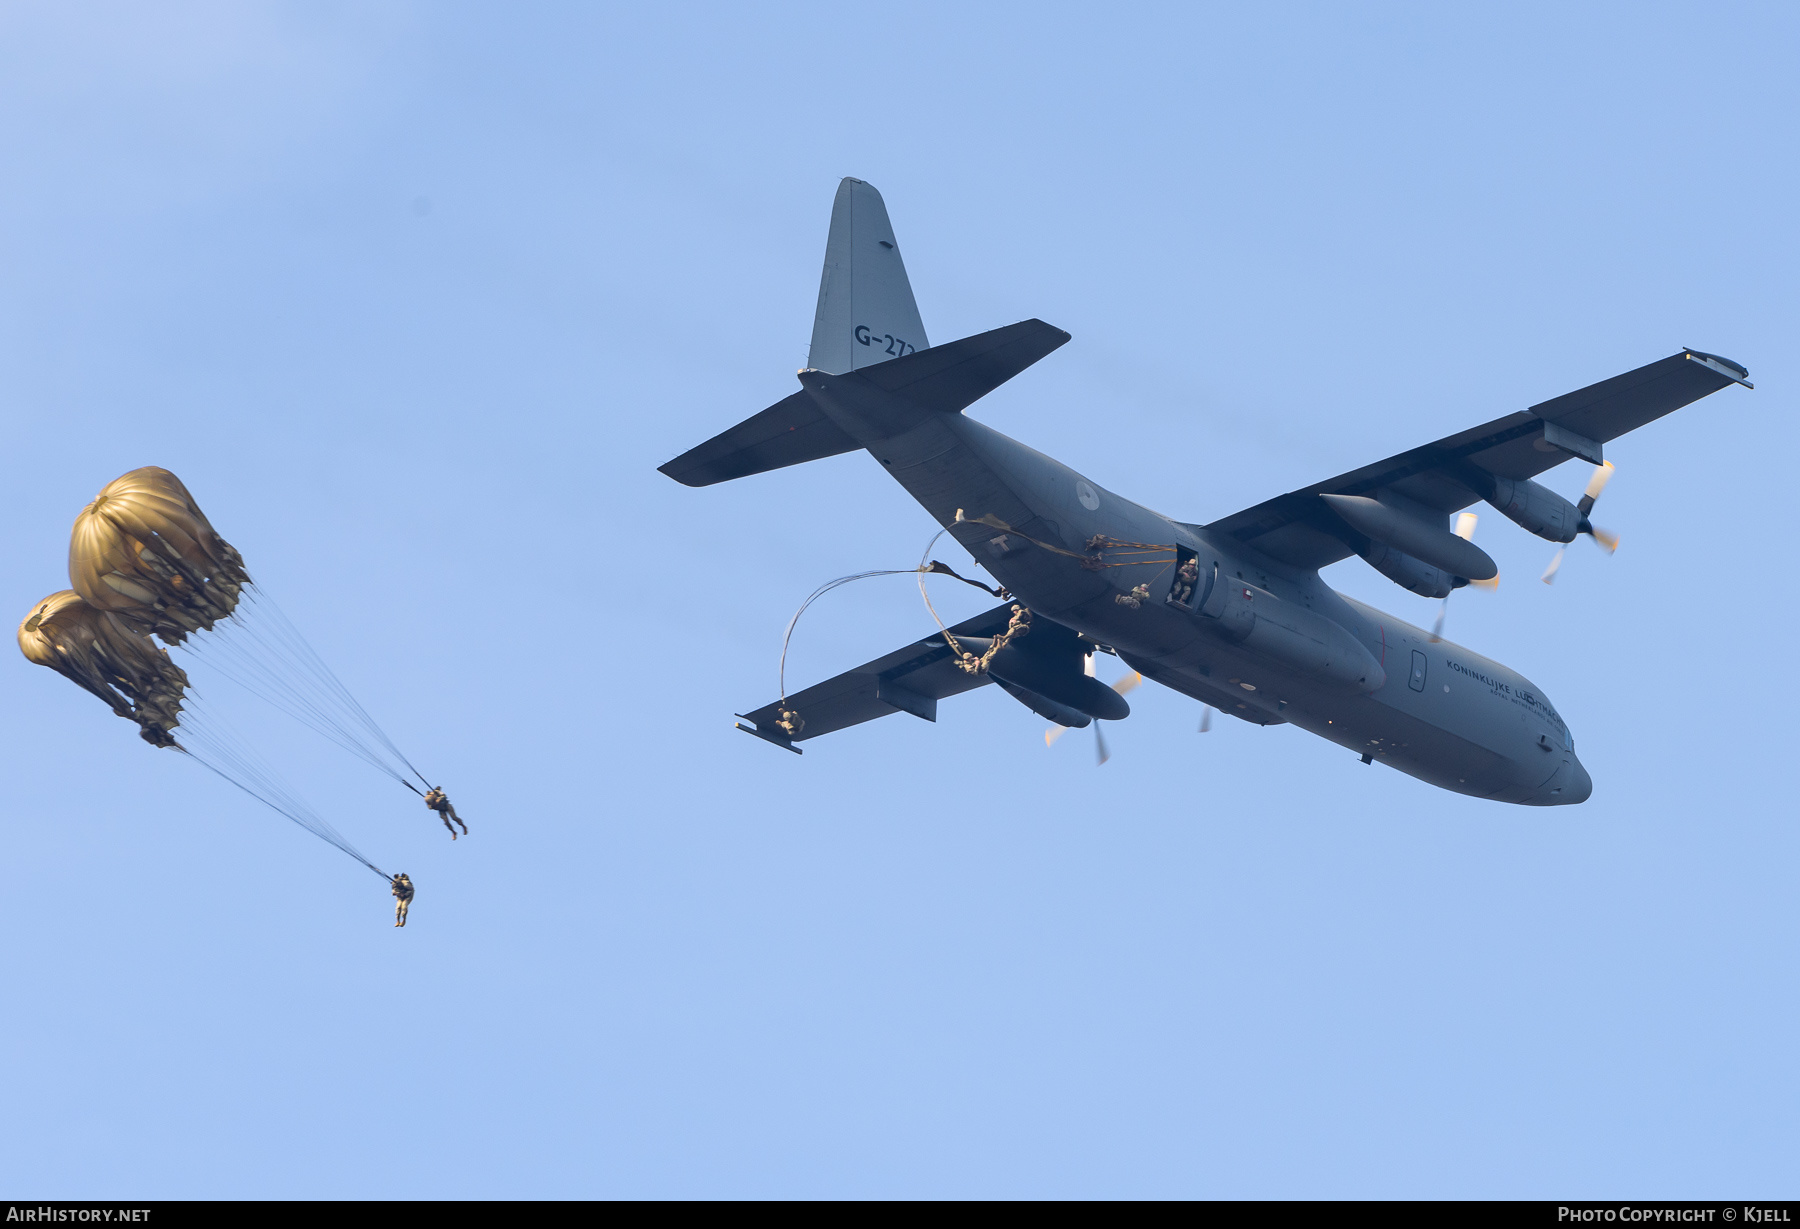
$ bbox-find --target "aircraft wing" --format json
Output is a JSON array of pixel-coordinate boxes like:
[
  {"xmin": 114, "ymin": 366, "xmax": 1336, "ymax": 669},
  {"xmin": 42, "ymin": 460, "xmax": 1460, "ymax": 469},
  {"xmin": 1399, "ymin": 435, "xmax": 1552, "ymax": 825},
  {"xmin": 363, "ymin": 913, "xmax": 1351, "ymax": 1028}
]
[
  {"xmin": 1201, "ymin": 349, "xmax": 1752, "ymax": 570},
  {"xmin": 735, "ymin": 603, "xmax": 1023, "ymax": 752}
]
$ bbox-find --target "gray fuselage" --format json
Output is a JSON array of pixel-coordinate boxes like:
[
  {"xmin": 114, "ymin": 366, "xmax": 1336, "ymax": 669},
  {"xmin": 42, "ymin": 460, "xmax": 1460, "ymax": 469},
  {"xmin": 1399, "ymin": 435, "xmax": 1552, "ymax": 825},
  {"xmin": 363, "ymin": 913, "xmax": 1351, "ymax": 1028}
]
[{"xmin": 807, "ymin": 375, "xmax": 1591, "ymax": 805}]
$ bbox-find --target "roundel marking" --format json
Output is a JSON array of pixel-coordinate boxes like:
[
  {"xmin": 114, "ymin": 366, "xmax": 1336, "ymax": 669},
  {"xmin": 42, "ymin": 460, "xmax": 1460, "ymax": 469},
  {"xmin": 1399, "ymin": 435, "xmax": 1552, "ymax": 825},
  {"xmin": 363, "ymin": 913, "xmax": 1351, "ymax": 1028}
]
[{"xmin": 1075, "ymin": 479, "xmax": 1100, "ymax": 511}]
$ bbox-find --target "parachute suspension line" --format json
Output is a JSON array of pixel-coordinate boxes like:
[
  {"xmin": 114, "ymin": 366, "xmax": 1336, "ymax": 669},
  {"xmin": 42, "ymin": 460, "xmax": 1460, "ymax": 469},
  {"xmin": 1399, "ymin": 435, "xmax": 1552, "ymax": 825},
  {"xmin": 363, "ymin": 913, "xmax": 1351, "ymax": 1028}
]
[
  {"xmin": 770, "ymin": 530, "xmax": 1005, "ymax": 736},
  {"xmin": 182, "ymin": 622, "xmax": 408, "ymax": 788},
  {"xmin": 777, "ymin": 533, "xmax": 1004, "ymax": 704},
  {"xmin": 780, "ymin": 570, "xmax": 920, "ymax": 703},
  {"xmin": 177, "ymin": 584, "xmax": 433, "ymax": 795},
  {"xmin": 235, "ymin": 584, "xmax": 432, "ymax": 790},
  {"xmin": 172, "ymin": 692, "xmax": 389, "ymax": 881},
  {"xmin": 952, "ymin": 510, "xmax": 1181, "ymax": 571},
  {"xmin": 916, "ymin": 528, "xmax": 954, "ymax": 635},
  {"xmin": 916, "ymin": 525, "xmax": 1032, "ymax": 673}
]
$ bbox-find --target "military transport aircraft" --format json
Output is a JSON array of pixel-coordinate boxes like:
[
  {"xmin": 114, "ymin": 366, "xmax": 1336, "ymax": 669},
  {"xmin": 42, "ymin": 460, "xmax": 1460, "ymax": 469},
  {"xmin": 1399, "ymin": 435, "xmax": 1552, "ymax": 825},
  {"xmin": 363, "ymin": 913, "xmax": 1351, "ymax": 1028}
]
[{"xmin": 660, "ymin": 178, "xmax": 1751, "ymax": 804}]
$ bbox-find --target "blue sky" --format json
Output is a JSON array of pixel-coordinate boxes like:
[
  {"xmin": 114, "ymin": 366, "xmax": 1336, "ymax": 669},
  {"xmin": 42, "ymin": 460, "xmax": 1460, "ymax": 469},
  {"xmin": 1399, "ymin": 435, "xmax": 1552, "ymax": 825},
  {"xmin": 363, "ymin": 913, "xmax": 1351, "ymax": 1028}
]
[{"xmin": 1, "ymin": 1, "xmax": 1794, "ymax": 1198}]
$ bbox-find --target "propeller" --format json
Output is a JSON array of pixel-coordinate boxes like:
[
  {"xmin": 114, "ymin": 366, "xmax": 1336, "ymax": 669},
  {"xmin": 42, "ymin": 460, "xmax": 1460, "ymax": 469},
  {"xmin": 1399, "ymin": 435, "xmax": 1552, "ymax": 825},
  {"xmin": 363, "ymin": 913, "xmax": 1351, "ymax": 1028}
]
[
  {"xmin": 1429, "ymin": 513, "xmax": 1499, "ymax": 642},
  {"xmin": 1198, "ymin": 705, "xmax": 1212, "ymax": 733},
  {"xmin": 1541, "ymin": 462, "xmax": 1619, "ymax": 584},
  {"xmin": 1045, "ymin": 656, "xmax": 1142, "ymax": 765}
]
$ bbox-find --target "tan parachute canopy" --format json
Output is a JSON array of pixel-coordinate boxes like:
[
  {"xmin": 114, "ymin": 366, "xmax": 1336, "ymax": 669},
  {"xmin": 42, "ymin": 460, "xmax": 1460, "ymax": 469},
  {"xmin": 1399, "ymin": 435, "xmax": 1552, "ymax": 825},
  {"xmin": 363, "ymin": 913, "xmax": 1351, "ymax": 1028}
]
[
  {"xmin": 18, "ymin": 589, "xmax": 188, "ymax": 746},
  {"xmin": 68, "ymin": 466, "xmax": 248, "ymax": 645},
  {"xmin": 16, "ymin": 466, "xmax": 438, "ymax": 884}
]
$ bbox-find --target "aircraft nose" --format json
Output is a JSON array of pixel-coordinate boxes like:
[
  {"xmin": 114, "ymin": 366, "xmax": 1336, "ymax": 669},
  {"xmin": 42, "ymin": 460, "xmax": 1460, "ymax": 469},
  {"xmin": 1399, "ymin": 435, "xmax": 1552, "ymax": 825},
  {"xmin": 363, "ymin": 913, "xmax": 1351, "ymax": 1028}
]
[
  {"xmin": 1528, "ymin": 754, "xmax": 1592, "ymax": 805},
  {"xmin": 1562, "ymin": 757, "xmax": 1593, "ymax": 804}
]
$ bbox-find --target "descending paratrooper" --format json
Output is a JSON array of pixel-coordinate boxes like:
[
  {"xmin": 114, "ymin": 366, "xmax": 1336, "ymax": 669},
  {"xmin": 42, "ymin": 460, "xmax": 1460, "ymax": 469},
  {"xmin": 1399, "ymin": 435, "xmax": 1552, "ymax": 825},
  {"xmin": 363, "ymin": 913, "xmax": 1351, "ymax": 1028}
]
[{"xmin": 423, "ymin": 788, "xmax": 467, "ymax": 839}]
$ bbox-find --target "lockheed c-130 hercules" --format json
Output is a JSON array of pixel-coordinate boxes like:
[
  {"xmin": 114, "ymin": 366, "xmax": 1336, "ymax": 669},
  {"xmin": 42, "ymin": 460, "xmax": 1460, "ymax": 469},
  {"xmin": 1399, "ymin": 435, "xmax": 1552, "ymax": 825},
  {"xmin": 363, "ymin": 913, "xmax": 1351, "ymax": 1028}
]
[{"xmin": 661, "ymin": 178, "xmax": 1751, "ymax": 805}]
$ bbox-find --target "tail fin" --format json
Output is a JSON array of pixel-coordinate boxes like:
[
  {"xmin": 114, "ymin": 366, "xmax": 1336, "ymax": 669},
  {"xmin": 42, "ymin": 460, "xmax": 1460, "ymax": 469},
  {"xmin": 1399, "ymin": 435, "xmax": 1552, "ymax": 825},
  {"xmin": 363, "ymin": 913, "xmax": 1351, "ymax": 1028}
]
[
  {"xmin": 807, "ymin": 178, "xmax": 928, "ymax": 375},
  {"xmin": 659, "ymin": 180, "xmax": 1068, "ymax": 489}
]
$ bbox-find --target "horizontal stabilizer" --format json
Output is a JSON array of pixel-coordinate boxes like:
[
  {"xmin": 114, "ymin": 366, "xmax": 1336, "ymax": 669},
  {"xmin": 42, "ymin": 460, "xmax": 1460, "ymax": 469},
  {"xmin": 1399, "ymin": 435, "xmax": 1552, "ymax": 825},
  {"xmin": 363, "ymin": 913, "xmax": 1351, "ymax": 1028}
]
[
  {"xmin": 848, "ymin": 318, "xmax": 1070, "ymax": 414},
  {"xmin": 658, "ymin": 390, "xmax": 859, "ymax": 488},
  {"xmin": 659, "ymin": 320, "xmax": 1070, "ymax": 488}
]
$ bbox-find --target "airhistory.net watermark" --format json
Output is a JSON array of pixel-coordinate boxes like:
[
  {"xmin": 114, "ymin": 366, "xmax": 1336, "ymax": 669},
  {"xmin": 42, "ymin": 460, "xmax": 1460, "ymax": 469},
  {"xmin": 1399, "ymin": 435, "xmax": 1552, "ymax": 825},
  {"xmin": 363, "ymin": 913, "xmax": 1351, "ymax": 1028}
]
[{"xmin": 6, "ymin": 1211, "xmax": 151, "ymax": 1223}]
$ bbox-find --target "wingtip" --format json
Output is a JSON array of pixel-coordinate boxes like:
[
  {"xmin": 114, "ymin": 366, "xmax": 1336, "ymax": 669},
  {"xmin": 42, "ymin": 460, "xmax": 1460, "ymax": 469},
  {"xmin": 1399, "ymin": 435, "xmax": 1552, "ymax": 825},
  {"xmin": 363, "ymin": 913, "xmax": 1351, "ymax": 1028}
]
[
  {"xmin": 735, "ymin": 721, "xmax": 801, "ymax": 755},
  {"xmin": 1683, "ymin": 347, "xmax": 1753, "ymax": 388},
  {"xmin": 657, "ymin": 458, "xmax": 703, "ymax": 486}
]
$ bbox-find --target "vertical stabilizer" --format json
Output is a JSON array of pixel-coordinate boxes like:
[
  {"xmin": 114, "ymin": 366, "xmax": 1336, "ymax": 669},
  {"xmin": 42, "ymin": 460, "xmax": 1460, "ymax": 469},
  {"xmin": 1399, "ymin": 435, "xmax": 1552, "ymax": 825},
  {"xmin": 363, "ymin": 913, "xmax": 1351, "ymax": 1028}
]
[{"xmin": 807, "ymin": 178, "xmax": 929, "ymax": 375}]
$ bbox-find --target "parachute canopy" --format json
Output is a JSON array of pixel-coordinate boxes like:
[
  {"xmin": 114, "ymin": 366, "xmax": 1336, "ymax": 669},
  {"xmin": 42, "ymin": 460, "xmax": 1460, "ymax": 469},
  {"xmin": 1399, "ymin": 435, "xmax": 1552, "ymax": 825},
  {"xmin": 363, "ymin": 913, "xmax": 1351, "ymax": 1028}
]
[
  {"xmin": 69, "ymin": 466, "xmax": 247, "ymax": 645},
  {"xmin": 18, "ymin": 589, "xmax": 186, "ymax": 746},
  {"xmin": 19, "ymin": 466, "xmax": 429, "ymax": 883}
]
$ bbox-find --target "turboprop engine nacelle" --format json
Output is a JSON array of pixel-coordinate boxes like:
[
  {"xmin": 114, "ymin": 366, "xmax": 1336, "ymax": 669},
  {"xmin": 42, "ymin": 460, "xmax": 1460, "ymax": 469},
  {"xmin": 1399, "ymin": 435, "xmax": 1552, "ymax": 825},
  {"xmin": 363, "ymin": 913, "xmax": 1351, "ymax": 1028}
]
[
  {"xmin": 991, "ymin": 677, "xmax": 1095, "ymax": 728},
  {"xmin": 1319, "ymin": 493, "xmax": 1498, "ymax": 582},
  {"xmin": 1485, "ymin": 476, "xmax": 1580, "ymax": 543},
  {"xmin": 950, "ymin": 636, "xmax": 1131, "ymax": 722},
  {"xmin": 1359, "ymin": 541, "xmax": 1456, "ymax": 599}
]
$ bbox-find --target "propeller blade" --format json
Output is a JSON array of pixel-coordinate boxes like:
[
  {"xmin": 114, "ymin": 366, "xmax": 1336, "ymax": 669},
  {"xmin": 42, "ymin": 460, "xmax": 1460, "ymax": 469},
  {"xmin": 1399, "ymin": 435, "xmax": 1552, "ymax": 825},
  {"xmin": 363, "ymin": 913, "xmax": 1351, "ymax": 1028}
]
[
  {"xmin": 1454, "ymin": 512, "xmax": 1478, "ymax": 541},
  {"xmin": 1094, "ymin": 722, "xmax": 1111, "ymax": 766},
  {"xmin": 1541, "ymin": 545, "xmax": 1567, "ymax": 584},
  {"xmin": 1548, "ymin": 465, "xmax": 1618, "ymax": 583},
  {"xmin": 1430, "ymin": 597, "xmax": 1449, "ymax": 642},
  {"xmin": 1576, "ymin": 461, "xmax": 1615, "ymax": 517},
  {"xmin": 1468, "ymin": 574, "xmax": 1500, "ymax": 591},
  {"xmin": 1045, "ymin": 723, "xmax": 1072, "ymax": 748},
  {"xmin": 1112, "ymin": 670, "xmax": 1143, "ymax": 696},
  {"xmin": 1198, "ymin": 706, "xmax": 1212, "ymax": 733},
  {"xmin": 1584, "ymin": 460, "xmax": 1616, "ymax": 502}
]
